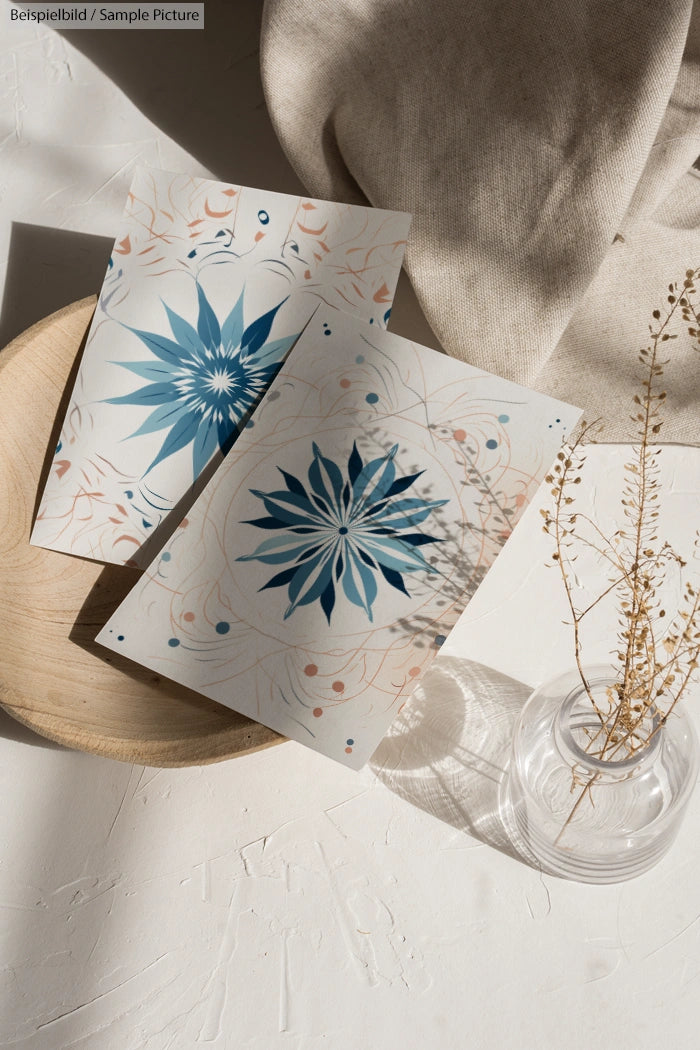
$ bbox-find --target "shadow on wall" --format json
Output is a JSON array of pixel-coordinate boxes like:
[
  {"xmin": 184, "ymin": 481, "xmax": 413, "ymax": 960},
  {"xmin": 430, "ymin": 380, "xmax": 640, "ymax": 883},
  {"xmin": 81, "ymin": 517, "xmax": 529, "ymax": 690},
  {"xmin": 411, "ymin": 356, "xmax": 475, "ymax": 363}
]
[
  {"xmin": 0, "ymin": 224, "xmax": 112, "ymax": 350},
  {"xmin": 370, "ymin": 655, "xmax": 538, "ymax": 867},
  {"xmin": 56, "ymin": 0, "xmax": 304, "ymax": 192}
]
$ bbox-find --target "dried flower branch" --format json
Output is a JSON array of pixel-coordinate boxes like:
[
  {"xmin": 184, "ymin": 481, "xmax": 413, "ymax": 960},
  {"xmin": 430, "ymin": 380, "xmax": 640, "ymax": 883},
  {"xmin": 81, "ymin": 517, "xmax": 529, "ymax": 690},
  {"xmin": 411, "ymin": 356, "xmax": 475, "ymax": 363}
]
[{"xmin": 542, "ymin": 267, "xmax": 700, "ymax": 783}]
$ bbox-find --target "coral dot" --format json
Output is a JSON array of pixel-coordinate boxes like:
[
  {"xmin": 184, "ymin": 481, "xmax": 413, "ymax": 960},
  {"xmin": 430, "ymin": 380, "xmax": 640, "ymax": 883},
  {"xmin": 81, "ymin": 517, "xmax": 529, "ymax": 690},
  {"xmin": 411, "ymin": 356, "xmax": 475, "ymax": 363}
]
[
  {"xmin": 340, "ymin": 378, "xmax": 351, "ymax": 389},
  {"xmin": 332, "ymin": 681, "xmax": 344, "ymax": 692},
  {"xmin": 515, "ymin": 493, "xmax": 526, "ymax": 507},
  {"xmin": 313, "ymin": 707, "xmax": 323, "ymax": 718},
  {"xmin": 215, "ymin": 621, "xmax": 230, "ymax": 635},
  {"xmin": 345, "ymin": 747, "xmax": 353, "ymax": 754},
  {"xmin": 183, "ymin": 611, "xmax": 195, "ymax": 622},
  {"xmin": 179, "ymin": 518, "xmax": 189, "ymax": 528},
  {"xmin": 453, "ymin": 429, "xmax": 466, "ymax": 442},
  {"xmin": 304, "ymin": 664, "xmax": 318, "ymax": 677},
  {"xmin": 408, "ymin": 666, "xmax": 421, "ymax": 677}
]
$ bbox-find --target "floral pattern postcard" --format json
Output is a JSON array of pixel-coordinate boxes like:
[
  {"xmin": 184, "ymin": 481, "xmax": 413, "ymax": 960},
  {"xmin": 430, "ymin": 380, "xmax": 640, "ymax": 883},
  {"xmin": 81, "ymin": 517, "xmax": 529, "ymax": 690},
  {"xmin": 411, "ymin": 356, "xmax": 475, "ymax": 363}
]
[
  {"xmin": 97, "ymin": 308, "xmax": 581, "ymax": 769},
  {"xmin": 31, "ymin": 167, "xmax": 411, "ymax": 566}
]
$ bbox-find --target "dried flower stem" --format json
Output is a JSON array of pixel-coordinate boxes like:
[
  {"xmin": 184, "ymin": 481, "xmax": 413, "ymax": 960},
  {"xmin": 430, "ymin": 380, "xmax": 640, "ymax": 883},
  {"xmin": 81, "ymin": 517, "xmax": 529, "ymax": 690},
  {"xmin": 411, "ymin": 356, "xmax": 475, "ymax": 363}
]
[{"xmin": 542, "ymin": 267, "xmax": 700, "ymax": 836}]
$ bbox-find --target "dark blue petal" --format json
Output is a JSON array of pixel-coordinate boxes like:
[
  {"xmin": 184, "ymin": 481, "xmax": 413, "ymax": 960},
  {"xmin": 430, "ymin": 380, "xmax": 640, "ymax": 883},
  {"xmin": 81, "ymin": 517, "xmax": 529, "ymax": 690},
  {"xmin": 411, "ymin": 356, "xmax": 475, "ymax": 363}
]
[
  {"xmin": 379, "ymin": 565, "xmax": 410, "ymax": 595},
  {"xmin": 383, "ymin": 471, "xmax": 424, "ymax": 499},
  {"xmin": 320, "ymin": 581, "xmax": 336, "ymax": 624},
  {"xmin": 278, "ymin": 468, "xmax": 307, "ymax": 499},
  {"xmin": 241, "ymin": 298, "xmax": 287, "ymax": 355},
  {"xmin": 242, "ymin": 516, "xmax": 290, "ymax": 530},
  {"xmin": 348, "ymin": 442, "xmax": 363, "ymax": 484},
  {"xmin": 357, "ymin": 548, "xmax": 377, "ymax": 569},
  {"xmin": 259, "ymin": 565, "xmax": 299, "ymax": 591}
]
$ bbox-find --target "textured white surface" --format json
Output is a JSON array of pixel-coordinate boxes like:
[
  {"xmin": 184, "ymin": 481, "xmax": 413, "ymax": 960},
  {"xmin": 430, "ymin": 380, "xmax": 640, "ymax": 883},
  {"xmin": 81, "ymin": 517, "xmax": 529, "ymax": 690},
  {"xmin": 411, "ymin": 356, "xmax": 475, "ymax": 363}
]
[{"xmin": 2, "ymin": 9, "xmax": 700, "ymax": 1050}]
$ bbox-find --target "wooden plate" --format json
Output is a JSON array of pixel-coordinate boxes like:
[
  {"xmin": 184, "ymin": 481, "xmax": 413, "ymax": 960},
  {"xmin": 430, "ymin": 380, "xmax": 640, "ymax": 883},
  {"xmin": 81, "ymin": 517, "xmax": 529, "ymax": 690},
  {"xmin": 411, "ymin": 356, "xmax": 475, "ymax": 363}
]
[{"xmin": 0, "ymin": 299, "xmax": 283, "ymax": 765}]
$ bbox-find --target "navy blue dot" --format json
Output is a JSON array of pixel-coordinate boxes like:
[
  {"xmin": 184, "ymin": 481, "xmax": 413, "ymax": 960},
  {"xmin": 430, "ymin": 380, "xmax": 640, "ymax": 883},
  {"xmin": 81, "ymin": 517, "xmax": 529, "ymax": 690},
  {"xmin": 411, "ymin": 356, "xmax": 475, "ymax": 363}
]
[
  {"xmin": 117, "ymin": 635, "xmax": 124, "ymax": 642},
  {"xmin": 434, "ymin": 634, "xmax": 447, "ymax": 647},
  {"xmin": 257, "ymin": 209, "xmax": 269, "ymax": 225},
  {"xmin": 346, "ymin": 738, "xmax": 354, "ymax": 746},
  {"xmin": 168, "ymin": 638, "xmax": 180, "ymax": 648},
  {"xmin": 338, "ymin": 526, "xmax": 348, "ymax": 535},
  {"xmin": 125, "ymin": 490, "xmax": 133, "ymax": 499},
  {"xmin": 366, "ymin": 392, "xmax": 379, "ymax": 405},
  {"xmin": 215, "ymin": 621, "xmax": 230, "ymax": 635},
  {"xmin": 486, "ymin": 439, "xmax": 498, "ymax": 450}
]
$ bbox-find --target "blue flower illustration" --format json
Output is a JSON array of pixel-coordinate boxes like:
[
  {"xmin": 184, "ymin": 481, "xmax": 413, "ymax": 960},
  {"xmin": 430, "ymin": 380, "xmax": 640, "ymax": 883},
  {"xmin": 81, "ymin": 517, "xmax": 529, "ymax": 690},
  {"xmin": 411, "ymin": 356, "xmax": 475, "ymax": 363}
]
[
  {"xmin": 238, "ymin": 442, "xmax": 448, "ymax": 624},
  {"xmin": 106, "ymin": 284, "xmax": 297, "ymax": 477}
]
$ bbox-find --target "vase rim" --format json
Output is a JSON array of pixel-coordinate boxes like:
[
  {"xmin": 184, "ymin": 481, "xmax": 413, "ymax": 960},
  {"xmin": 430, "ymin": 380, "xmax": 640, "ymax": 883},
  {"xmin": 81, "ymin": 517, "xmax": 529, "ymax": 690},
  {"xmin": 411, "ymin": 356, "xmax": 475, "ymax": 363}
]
[{"xmin": 556, "ymin": 667, "xmax": 662, "ymax": 773}]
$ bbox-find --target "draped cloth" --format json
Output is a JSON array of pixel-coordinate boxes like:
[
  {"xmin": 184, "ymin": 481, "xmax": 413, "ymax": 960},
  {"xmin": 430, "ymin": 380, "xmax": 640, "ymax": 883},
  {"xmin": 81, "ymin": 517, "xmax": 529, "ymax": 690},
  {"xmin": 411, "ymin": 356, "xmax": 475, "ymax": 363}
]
[{"xmin": 261, "ymin": 0, "xmax": 699, "ymax": 442}]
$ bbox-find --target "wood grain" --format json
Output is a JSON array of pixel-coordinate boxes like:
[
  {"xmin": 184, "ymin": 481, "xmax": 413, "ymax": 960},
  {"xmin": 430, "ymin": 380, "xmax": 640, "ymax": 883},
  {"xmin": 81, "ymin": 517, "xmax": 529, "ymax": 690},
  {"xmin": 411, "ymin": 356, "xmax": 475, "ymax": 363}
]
[{"xmin": 0, "ymin": 298, "xmax": 283, "ymax": 765}]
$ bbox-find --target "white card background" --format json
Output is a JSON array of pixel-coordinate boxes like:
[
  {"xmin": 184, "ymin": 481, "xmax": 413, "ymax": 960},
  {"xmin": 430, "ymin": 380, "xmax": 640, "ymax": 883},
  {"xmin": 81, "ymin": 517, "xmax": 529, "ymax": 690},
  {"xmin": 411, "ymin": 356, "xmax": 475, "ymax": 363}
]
[
  {"xmin": 97, "ymin": 309, "xmax": 580, "ymax": 768},
  {"xmin": 32, "ymin": 168, "xmax": 410, "ymax": 566}
]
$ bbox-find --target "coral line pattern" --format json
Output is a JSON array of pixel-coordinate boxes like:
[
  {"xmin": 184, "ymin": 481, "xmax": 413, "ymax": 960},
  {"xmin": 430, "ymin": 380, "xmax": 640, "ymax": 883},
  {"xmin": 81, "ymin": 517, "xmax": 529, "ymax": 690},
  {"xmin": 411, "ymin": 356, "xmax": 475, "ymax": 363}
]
[
  {"xmin": 106, "ymin": 283, "xmax": 298, "ymax": 478},
  {"xmin": 238, "ymin": 441, "xmax": 448, "ymax": 624}
]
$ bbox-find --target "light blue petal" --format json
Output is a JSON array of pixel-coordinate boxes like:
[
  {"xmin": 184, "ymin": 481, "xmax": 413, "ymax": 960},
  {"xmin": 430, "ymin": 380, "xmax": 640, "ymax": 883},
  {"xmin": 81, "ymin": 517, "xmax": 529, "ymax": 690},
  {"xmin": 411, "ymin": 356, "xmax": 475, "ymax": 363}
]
[
  {"xmin": 162, "ymin": 302, "xmax": 203, "ymax": 357},
  {"xmin": 341, "ymin": 547, "xmax": 377, "ymax": 619},
  {"xmin": 221, "ymin": 289, "xmax": 245, "ymax": 350},
  {"xmin": 129, "ymin": 401, "xmax": 188, "ymax": 439},
  {"xmin": 147, "ymin": 411, "xmax": 201, "ymax": 473},
  {"xmin": 284, "ymin": 549, "xmax": 336, "ymax": 617},
  {"xmin": 107, "ymin": 381, "xmax": 176, "ymax": 407},
  {"xmin": 250, "ymin": 333, "xmax": 299, "ymax": 367},
  {"xmin": 352, "ymin": 444, "xmax": 398, "ymax": 502},
  {"xmin": 309, "ymin": 446, "xmax": 345, "ymax": 514},
  {"xmin": 113, "ymin": 360, "xmax": 175, "ymax": 382},
  {"xmin": 192, "ymin": 414, "xmax": 221, "ymax": 477},
  {"xmin": 196, "ymin": 283, "xmax": 221, "ymax": 351},
  {"xmin": 126, "ymin": 327, "xmax": 186, "ymax": 366},
  {"xmin": 360, "ymin": 536, "xmax": 437, "ymax": 575}
]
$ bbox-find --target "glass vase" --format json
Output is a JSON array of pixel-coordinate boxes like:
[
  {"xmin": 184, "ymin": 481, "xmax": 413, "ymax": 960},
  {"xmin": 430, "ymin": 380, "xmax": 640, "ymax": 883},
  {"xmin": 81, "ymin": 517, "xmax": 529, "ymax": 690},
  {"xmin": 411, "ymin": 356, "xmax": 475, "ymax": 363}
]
[{"xmin": 503, "ymin": 666, "xmax": 699, "ymax": 883}]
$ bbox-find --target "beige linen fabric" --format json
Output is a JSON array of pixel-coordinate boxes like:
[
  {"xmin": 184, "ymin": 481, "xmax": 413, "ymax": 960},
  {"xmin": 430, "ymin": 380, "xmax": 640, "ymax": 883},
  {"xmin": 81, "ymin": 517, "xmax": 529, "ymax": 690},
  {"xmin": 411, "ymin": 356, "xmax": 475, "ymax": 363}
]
[{"xmin": 261, "ymin": 0, "xmax": 699, "ymax": 441}]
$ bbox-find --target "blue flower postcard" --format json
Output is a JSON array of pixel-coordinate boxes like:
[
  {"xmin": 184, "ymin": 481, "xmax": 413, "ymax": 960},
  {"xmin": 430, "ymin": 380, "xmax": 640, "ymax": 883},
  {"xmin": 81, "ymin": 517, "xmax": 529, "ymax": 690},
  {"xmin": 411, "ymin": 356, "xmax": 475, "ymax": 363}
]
[
  {"xmin": 97, "ymin": 308, "xmax": 580, "ymax": 768},
  {"xmin": 31, "ymin": 167, "xmax": 411, "ymax": 566}
]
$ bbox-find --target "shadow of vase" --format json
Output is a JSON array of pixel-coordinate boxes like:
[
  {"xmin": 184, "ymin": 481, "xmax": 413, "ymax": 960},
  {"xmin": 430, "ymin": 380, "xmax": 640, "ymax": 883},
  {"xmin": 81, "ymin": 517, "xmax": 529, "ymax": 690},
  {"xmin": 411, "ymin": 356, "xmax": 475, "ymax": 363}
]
[{"xmin": 370, "ymin": 655, "xmax": 537, "ymax": 865}]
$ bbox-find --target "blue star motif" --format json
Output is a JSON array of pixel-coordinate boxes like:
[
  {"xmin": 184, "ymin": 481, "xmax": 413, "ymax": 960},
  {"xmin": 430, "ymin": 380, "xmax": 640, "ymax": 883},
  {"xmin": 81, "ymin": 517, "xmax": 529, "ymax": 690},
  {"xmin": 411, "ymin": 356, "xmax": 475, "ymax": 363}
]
[
  {"xmin": 106, "ymin": 284, "xmax": 297, "ymax": 477},
  {"xmin": 238, "ymin": 441, "xmax": 448, "ymax": 624}
]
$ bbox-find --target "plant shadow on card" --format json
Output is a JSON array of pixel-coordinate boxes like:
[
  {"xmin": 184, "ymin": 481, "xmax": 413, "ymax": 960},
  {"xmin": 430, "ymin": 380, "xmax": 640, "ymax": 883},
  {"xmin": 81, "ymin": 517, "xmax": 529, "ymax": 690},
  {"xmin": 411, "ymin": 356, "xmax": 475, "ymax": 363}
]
[{"xmin": 370, "ymin": 656, "xmax": 538, "ymax": 867}]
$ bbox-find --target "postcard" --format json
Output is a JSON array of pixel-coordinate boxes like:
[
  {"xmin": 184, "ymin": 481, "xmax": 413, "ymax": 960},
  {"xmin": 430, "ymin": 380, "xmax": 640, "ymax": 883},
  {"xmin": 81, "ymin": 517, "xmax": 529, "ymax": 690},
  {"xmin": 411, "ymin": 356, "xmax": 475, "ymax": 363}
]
[
  {"xmin": 97, "ymin": 309, "xmax": 580, "ymax": 768},
  {"xmin": 31, "ymin": 167, "xmax": 411, "ymax": 566}
]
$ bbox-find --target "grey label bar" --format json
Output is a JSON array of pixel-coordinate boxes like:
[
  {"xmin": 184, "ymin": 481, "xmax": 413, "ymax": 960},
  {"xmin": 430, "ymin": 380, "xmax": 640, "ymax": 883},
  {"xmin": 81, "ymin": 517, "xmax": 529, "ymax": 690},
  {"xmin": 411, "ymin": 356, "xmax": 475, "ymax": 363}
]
[{"xmin": 10, "ymin": 3, "xmax": 205, "ymax": 28}]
